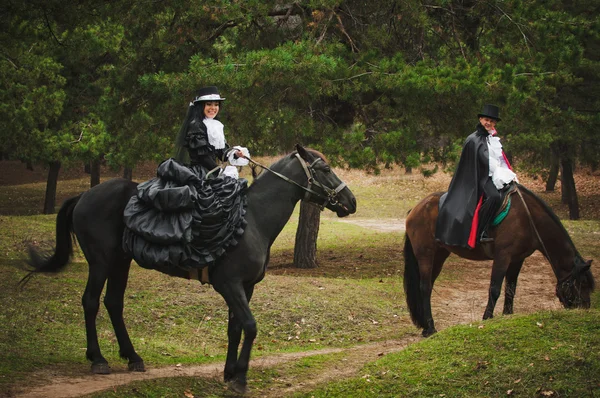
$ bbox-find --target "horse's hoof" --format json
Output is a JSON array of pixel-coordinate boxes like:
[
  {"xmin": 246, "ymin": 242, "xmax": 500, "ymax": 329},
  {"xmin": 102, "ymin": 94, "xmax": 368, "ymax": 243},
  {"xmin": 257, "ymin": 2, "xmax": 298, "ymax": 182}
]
[
  {"xmin": 422, "ymin": 328, "xmax": 437, "ymax": 338},
  {"xmin": 91, "ymin": 362, "xmax": 111, "ymax": 374},
  {"xmin": 228, "ymin": 380, "xmax": 247, "ymax": 395},
  {"xmin": 128, "ymin": 361, "xmax": 146, "ymax": 372}
]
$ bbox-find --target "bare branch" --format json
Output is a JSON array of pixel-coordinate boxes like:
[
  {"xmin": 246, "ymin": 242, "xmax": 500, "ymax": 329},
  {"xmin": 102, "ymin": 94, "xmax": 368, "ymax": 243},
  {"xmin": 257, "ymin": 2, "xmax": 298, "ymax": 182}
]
[
  {"xmin": 331, "ymin": 71, "xmax": 375, "ymax": 82},
  {"xmin": 495, "ymin": 5, "xmax": 532, "ymax": 55},
  {"xmin": 422, "ymin": 5, "xmax": 457, "ymax": 16},
  {"xmin": 205, "ymin": 20, "xmax": 238, "ymax": 43},
  {"xmin": 71, "ymin": 128, "xmax": 86, "ymax": 144},
  {"xmin": 448, "ymin": 3, "xmax": 467, "ymax": 61},
  {"xmin": 334, "ymin": 11, "xmax": 358, "ymax": 53},
  {"xmin": 514, "ymin": 72, "xmax": 555, "ymax": 76},
  {"xmin": 315, "ymin": 13, "xmax": 334, "ymax": 46},
  {"xmin": 43, "ymin": 9, "xmax": 63, "ymax": 46}
]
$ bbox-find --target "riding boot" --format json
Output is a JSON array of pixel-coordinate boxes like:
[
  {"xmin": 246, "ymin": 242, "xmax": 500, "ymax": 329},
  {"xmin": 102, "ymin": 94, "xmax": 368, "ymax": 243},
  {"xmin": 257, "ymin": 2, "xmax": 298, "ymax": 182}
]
[{"xmin": 478, "ymin": 178, "xmax": 502, "ymax": 244}]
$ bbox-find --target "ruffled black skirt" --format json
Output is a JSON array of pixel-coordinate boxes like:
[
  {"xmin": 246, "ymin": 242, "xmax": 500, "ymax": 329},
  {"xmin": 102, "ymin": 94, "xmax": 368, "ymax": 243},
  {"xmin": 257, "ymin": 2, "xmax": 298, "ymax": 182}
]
[{"xmin": 122, "ymin": 158, "xmax": 247, "ymax": 272}]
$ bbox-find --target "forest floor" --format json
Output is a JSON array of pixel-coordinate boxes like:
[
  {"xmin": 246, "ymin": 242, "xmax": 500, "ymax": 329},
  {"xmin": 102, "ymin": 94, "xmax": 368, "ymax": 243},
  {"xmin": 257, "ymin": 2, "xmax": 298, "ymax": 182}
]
[{"xmin": 3, "ymin": 159, "xmax": 598, "ymax": 397}]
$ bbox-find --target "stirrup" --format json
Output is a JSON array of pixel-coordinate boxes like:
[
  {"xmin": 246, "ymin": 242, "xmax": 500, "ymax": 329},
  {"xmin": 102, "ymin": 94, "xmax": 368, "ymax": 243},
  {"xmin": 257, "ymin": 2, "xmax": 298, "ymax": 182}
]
[{"xmin": 480, "ymin": 232, "xmax": 494, "ymax": 243}]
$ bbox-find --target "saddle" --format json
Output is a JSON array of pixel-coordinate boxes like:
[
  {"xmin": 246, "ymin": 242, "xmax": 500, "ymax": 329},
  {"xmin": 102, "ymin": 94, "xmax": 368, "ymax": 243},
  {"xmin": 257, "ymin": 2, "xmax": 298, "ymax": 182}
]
[
  {"xmin": 439, "ymin": 182, "xmax": 518, "ymax": 226},
  {"xmin": 491, "ymin": 182, "xmax": 518, "ymax": 226}
]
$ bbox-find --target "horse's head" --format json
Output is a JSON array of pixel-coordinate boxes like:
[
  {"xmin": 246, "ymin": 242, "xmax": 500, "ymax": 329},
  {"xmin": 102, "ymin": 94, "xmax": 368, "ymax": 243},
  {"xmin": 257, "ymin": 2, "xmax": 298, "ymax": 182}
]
[
  {"xmin": 295, "ymin": 144, "xmax": 357, "ymax": 217},
  {"xmin": 556, "ymin": 258, "xmax": 595, "ymax": 309}
]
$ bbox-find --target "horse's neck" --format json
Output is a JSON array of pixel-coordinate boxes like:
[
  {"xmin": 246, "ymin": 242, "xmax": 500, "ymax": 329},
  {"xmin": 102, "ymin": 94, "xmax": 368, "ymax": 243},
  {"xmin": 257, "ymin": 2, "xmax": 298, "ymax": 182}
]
[
  {"xmin": 526, "ymin": 193, "xmax": 576, "ymax": 279},
  {"xmin": 245, "ymin": 174, "xmax": 301, "ymax": 244}
]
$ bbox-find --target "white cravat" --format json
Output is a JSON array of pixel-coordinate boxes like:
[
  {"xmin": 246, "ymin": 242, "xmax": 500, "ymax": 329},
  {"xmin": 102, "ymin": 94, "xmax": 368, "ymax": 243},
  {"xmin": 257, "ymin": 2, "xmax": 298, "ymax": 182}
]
[
  {"xmin": 203, "ymin": 118, "xmax": 225, "ymax": 149},
  {"xmin": 487, "ymin": 134, "xmax": 516, "ymax": 189}
]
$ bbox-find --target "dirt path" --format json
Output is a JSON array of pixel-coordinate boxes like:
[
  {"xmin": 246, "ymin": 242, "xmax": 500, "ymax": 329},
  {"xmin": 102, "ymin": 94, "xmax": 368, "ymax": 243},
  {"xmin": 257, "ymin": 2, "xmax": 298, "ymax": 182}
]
[
  {"xmin": 17, "ymin": 338, "xmax": 421, "ymax": 398},
  {"xmin": 15, "ymin": 219, "xmax": 564, "ymax": 398}
]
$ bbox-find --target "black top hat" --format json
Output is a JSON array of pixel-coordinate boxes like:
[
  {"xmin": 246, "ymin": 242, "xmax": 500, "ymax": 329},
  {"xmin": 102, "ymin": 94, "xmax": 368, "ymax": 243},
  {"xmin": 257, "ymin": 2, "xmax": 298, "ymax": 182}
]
[
  {"xmin": 193, "ymin": 86, "xmax": 225, "ymax": 103},
  {"xmin": 478, "ymin": 104, "xmax": 501, "ymax": 121}
]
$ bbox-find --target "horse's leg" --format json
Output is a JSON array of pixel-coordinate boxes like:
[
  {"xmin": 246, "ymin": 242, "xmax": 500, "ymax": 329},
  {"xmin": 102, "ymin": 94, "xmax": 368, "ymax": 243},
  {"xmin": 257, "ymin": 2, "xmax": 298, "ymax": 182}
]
[
  {"xmin": 82, "ymin": 265, "xmax": 111, "ymax": 374},
  {"xmin": 215, "ymin": 281, "xmax": 257, "ymax": 394},
  {"xmin": 224, "ymin": 306, "xmax": 242, "ymax": 382},
  {"xmin": 419, "ymin": 249, "xmax": 450, "ymax": 337},
  {"xmin": 104, "ymin": 258, "xmax": 145, "ymax": 372},
  {"xmin": 432, "ymin": 249, "xmax": 450, "ymax": 283},
  {"xmin": 503, "ymin": 259, "xmax": 525, "ymax": 315},
  {"xmin": 483, "ymin": 256, "xmax": 511, "ymax": 320},
  {"xmin": 223, "ymin": 283, "xmax": 255, "ymax": 382}
]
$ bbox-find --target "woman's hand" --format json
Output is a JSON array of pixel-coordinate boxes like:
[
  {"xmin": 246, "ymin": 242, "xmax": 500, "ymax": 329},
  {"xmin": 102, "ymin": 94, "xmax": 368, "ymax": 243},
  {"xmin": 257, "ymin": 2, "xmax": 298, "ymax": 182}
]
[{"xmin": 234, "ymin": 150, "xmax": 245, "ymax": 159}]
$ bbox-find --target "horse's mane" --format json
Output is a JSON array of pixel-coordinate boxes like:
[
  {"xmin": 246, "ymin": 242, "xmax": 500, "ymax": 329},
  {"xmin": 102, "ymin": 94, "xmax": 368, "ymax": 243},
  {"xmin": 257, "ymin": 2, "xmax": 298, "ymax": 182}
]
[{"xmin": 518, "ymin": 184, "xmax": 583, "ymax": 259}]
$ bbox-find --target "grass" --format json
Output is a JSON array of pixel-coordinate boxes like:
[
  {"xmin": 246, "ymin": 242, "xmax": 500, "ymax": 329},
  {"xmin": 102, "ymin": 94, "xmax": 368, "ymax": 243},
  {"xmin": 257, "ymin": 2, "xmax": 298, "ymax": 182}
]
[
  {"xmin": 0, "ymin": 212, "xmax": 415, "ymax": 395},
  {"xmin": 0, "ymin": 160, "xmax": 599, "ymax": 397},
  {"xmin": 83, "ymin": 311, "xmax": 600, "ymax": 398},
  {"xmin": 295, "ymin": 310, "xmax": 600, "ymax": 397}
]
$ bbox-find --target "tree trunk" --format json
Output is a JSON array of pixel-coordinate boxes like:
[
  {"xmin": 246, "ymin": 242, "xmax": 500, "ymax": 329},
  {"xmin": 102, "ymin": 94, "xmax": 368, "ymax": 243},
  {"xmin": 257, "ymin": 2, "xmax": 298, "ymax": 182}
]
[
  {"xmin": 90, "ymin": 159, "xmax": 101, "ymax": 187},
  {"xmin": 43, "ymin": 161, "xmax": 61, "ymax": 214},
  {"xmin": 122, "ymin": 167, "xmax": 133, "ymax": 180},
  {"xmin": 293, "ymin": 201, "xmax": 321, "ymax": 268},
  {"xmin": 546, "ymin": 145, "xmax": 559, "ymax": 192},
  {"xmin": 560, "ymin": 157, "xmax": 580, "ymax": 220}
]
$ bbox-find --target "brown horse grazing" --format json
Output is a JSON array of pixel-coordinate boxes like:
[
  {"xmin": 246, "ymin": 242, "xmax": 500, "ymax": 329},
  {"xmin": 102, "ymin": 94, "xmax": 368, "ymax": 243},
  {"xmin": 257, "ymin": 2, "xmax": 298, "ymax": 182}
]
[{"xmin": 404, "ymin": 184, "xmax": 594, "ymax": 337}]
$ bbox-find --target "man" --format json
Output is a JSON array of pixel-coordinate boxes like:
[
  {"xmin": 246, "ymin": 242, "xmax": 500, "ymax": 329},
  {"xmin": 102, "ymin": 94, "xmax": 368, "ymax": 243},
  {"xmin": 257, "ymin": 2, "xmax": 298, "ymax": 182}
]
[{"xmin": 435, "ymin": 104, "xmax": 517, "ymax": 248}]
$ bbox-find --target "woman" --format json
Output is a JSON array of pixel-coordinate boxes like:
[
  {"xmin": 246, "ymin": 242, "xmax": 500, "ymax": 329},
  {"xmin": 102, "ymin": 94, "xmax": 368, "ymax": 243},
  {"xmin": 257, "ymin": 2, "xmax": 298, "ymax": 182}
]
[
  {"xmin": 435, "ymin": 104, "xmax": 517, "ymax": 248},
  {"xmin": 174, "ymin": 86, "xmax": 249, "ymax": 179},
  {"xmin": 123, "ymin": 86, "xmax": 250, "ymax": 272}
]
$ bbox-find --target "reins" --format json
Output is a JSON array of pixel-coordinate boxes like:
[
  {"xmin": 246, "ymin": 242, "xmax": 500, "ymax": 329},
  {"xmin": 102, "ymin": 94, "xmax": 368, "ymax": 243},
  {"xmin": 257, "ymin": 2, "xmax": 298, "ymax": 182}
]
[
  {"xmin": 242, "ymin": 154, "xmax": 346, "ymax": 209},
  {"xmin": 515, "ymin": 186, "xmax": 566, "ymax": 283}
]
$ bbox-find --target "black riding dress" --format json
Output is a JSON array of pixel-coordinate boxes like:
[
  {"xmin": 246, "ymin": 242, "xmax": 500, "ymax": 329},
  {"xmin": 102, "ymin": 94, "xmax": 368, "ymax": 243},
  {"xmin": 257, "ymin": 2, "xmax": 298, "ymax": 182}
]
[{"xmin": 122, "ymin": 118, "xmax": 248, "ymax": 272}]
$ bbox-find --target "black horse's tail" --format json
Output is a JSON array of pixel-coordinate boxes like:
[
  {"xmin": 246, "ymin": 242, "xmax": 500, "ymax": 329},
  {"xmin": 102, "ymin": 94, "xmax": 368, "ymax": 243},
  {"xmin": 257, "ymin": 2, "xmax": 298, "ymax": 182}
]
[
  {"xmin": 403, "ymin": 233, "xmax": 426, "ymax": 329},
  {"xmin": 20, "ymin": 195, "xmax": 81, "ymax": 285}
]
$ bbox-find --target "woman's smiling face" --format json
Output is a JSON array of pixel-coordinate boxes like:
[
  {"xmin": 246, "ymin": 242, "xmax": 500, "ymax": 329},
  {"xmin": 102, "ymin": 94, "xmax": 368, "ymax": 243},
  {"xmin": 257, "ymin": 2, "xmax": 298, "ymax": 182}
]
[
  {"xmin": 203, "ymin": 101, "xmax": 220, "ymax": 118},
  {"xmin": 479, "ymin": 116, "xmax": 497, "ymax": 131}
]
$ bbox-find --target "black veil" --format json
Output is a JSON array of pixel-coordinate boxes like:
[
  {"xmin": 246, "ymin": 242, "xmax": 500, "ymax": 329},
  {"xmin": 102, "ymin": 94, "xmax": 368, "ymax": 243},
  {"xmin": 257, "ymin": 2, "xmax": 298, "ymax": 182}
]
[{"xmin": 174, "ymin": 104, "xmax": 202, "ymax": 164}]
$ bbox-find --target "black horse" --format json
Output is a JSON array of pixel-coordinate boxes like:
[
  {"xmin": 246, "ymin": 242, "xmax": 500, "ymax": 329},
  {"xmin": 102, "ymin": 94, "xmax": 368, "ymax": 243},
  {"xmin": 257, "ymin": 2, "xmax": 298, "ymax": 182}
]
[
  {"xmin": 404, "ymin": 185, "xmax": 594, "ymax": 337},
  {"xmin": 23, "ymin": 145, "xmax": 356, "ymax": 394}
]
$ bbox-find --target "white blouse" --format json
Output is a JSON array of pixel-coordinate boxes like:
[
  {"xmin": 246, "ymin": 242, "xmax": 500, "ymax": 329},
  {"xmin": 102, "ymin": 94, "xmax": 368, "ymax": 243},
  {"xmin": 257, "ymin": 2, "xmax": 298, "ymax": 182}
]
[
  {"xmin": 203, "ymin": 117, "xmax": 226, "ymax": 149},
  {"xmin": 487, "ymin": 134, "xmax": 516, "ymax": 189}
]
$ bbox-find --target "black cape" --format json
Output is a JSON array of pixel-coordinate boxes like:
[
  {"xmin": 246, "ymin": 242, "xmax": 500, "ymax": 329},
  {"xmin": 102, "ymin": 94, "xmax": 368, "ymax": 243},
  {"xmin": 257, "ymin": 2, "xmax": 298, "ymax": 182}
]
[{"xmin": 435, "ymin": 125, "xmax": 490, "ymax": 248}]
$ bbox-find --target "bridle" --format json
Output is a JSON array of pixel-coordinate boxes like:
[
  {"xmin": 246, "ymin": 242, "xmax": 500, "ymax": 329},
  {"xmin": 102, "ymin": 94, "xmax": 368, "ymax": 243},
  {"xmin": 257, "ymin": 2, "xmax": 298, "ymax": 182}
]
[
  {"xmin": 516, "ymin": 186, "xmax": 583, "ymax": 293},
  {"xmin": 244, "ymin": 154, "xmax": 347, "ymax": 210}
]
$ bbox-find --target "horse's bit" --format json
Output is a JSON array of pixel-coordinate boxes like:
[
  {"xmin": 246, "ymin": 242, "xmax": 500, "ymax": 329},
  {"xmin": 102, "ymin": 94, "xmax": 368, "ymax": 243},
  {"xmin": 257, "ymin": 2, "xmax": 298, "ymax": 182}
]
[{"xmin": 244, "ymin": 154, "xmax": 346, "ymax": 210}]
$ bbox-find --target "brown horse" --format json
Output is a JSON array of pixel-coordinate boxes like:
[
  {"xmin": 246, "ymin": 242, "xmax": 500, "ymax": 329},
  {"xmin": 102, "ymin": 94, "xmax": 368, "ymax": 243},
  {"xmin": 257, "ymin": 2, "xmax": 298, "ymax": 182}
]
[{"xmin": 403, "ymin": 184, "xmax": 594, "ymax": 337}]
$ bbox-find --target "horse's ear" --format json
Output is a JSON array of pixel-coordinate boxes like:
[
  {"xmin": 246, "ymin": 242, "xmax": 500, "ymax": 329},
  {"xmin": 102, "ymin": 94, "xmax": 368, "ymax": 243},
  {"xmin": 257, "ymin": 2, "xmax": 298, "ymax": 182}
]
[
  {"xmin": 577, "ymin": 259, "xmax": 592, "ymax": 274},
  {"xmin": 296, "ymin": 144, "xmax": 309, "ymax": 161}
]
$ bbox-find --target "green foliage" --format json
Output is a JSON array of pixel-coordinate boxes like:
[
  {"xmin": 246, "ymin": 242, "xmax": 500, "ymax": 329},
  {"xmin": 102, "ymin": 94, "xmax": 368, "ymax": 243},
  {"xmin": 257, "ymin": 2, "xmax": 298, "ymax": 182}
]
[{"xmin": 2, "ymin": 0, "xmax": 598, "ymax": 182}]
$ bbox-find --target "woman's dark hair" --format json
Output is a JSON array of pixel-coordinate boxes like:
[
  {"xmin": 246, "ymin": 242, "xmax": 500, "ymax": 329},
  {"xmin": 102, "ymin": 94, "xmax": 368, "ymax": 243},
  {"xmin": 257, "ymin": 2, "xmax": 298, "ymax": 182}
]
[
  {"xmin": 174, "ymin": 104, "xmax": 202, "ymax": 163},
  {"xmin": 173, "ymin": 101, "xmax": 224, "ymax": 163}
]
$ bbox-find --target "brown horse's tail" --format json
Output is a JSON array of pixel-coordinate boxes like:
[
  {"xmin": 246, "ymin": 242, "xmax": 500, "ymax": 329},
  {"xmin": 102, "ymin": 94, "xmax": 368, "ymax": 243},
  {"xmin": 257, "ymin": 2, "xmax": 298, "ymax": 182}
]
[
  {"xmin": 403, "ymin": 233, "xmax": 426, "ymax": 329},
  {"xmin": 20, "ymin": 195, "xmax": 81, "ymax": 286}
]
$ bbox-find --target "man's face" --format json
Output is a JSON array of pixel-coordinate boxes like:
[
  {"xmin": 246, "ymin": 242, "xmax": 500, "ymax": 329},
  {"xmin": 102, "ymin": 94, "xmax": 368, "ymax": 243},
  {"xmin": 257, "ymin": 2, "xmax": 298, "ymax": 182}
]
[
  {"xmin": 479, "ymin": 117, "xmax": 497, "ymax": 132},
  {"xmin": 204, "ymin": 101, "xmax": 220, "ymax": 118}
]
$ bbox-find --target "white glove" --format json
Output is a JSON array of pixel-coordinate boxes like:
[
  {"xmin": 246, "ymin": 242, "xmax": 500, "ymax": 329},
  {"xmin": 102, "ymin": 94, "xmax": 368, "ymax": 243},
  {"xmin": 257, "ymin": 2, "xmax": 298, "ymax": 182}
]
[
  {"xmin": 223, "ymin": 165, "xmax": 239, "ymax": 179},
  {"xmin": 228, "ymin": 146, "xmax": 250, "ymax": 166}
]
